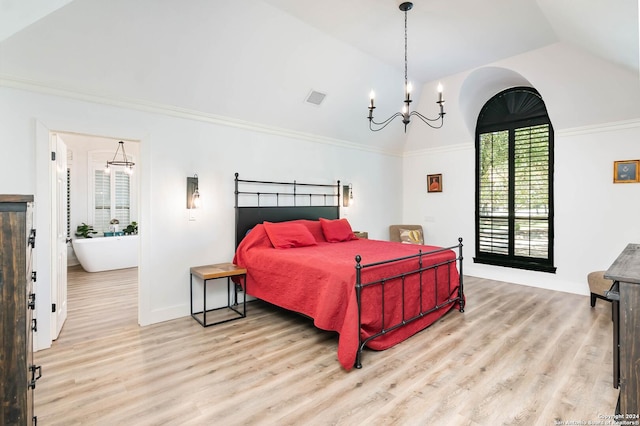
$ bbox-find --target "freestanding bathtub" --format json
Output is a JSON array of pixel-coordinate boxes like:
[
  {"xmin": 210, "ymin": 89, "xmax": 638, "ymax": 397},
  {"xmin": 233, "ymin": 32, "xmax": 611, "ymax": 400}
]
[{"xmin": 72, "ymin": 235, "xmax": 139, "ymax": 272}]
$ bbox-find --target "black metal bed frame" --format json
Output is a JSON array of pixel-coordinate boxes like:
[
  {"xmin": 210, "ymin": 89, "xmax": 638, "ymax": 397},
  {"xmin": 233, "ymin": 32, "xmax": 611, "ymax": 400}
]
[
  {"xmin": 354, "ymin": 241, "xmax": 464, "ymax": 368},
  {"xmin": 234, "ymin": 173, "xmax": 464, "ymax": 368},
  {"xmin": 234, "ymin": 173, "xmax": 341, "ymax": 247}
]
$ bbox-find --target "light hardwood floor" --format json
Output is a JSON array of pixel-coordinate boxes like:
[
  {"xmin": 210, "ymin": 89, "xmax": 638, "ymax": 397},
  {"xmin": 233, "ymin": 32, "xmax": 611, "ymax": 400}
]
[{"xmin": 35, "ymin": 266, "xmax": 619, "ymax": 425}]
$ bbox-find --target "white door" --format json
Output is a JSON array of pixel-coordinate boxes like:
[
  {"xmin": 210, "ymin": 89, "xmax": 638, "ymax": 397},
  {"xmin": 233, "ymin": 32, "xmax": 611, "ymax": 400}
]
[{"xmin": 51, "ymin": 133, "xmax": 68, "ymax": 340}]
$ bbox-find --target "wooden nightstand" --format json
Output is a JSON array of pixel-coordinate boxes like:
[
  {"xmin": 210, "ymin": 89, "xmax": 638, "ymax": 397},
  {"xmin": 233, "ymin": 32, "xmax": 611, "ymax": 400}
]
[
  {"xmin": 190, "ymin": 262, "xmax": 246, "ymax": 327},
  {"xmin": 354, "ymin": 231, "xmax": 368, "ymax": 239}
]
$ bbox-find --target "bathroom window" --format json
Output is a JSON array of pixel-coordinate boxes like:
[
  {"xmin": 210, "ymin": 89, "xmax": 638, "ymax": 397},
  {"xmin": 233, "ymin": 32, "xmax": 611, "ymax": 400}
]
[
  {"xmin": 90, "ymin": 148, "xmax": 132, "ymax": 233},
  {"xmin": 113, "ymin": 171, "xmax": 131, "ymax": 225},
  {"xmin": 94, "ymin": 169, "xmax": 111, "ymax": 231},
  {"xmin": 93, "ymin": 169, "xmax": 130, "ymax": 232}
]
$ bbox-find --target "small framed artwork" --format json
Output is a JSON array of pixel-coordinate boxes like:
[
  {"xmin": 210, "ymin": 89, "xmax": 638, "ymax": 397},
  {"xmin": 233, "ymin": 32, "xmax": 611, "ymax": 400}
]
[
  {"xmin": 427, "ymin": 174, "xmax": 442, "ymax": 193},
  {"xmin": 613, "ymin": 160, "xmax": 639, "ymax": 183}
]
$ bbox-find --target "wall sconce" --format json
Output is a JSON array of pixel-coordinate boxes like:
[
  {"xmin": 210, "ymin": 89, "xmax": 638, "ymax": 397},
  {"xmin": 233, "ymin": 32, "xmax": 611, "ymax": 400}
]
[
  {"xmin": 187, "ymin": 174, "xmax": 201, "ymax": 209},
  {"xmin": 342, "ymin": 184, "xmax": 353, "ymax": 207}
]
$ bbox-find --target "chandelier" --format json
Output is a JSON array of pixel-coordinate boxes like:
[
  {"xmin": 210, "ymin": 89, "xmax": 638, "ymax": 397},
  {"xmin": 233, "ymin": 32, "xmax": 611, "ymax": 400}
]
[
  {"xmin": 105, "ymin": 141, "xmax": 135, "ymax": 174},
  {"xmin": 367, "ymin": 2, "xmax": 445, "ymax": 132}
]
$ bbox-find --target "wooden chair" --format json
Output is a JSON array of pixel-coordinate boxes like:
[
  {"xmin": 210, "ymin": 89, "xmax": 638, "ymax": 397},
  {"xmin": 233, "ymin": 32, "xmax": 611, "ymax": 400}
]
[{"xmin": 587, "ymin": 270, "xmax": 614, "ymax": 307}]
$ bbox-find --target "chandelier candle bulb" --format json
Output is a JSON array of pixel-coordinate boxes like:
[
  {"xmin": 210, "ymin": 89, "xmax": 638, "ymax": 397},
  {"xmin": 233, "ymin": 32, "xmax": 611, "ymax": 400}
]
[
  {"xmin": 369, "ymin": 91, "xmax": 375, "ymax": 108},
  {"xmin": 437, "ymin": 83, "xmax": 443, "ymax": 102}
]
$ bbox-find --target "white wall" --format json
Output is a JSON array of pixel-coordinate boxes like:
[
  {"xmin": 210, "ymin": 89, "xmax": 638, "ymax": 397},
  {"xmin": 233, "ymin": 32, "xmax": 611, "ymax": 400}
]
[
  {"xmin": 0, "ymin": 86, "xmax": 403, "ymax": 350},
  {"xmin": 402, "ymin": 42, "xmax": 640, "ymax": 295}
]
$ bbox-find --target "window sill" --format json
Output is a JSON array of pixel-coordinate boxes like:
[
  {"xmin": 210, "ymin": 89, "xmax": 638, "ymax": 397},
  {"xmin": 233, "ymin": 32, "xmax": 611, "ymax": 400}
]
[{"xmin": 473, "ymin": 256, "xmax": 557, "ymax": 274}]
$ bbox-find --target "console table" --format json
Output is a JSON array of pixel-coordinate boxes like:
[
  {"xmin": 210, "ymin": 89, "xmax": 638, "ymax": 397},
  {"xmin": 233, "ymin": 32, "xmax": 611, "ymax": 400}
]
[{"xmin": 605, "ymin": 243, "xmax": 640, "ymax": 415}]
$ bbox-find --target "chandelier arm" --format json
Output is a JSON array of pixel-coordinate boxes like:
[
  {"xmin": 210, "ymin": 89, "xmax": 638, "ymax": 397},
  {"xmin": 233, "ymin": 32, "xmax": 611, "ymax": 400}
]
[
  {"xmin": 369, "ymin": 113, "xmax": 404, "ymax": 131},
  {"xmin": 409, "ymin": 111, "xmax": 443, "ymax": 122},
  {"xmin": 409, "ymin": 111, "xmax": 445, "ymax": 129}
]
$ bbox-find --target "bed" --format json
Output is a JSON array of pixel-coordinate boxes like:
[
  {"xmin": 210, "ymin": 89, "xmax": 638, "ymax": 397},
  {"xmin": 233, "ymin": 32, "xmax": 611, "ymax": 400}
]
[{"xmin": 232, "ymin": 173, "xmax": 464, "ymax": 370}]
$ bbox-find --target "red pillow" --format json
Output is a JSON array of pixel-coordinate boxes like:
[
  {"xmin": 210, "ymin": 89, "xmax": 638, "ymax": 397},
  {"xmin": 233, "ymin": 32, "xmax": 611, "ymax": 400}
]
[
  {"xmin": 319, "ymin": 218, "xmax": 357, "ymax": 242},
  {"xmin": 263, "ymin": 221, "xmax": 318, "ymax": 249},
  {"xmin": 290, "ymin": 219, "xmax": 327, "ymax": 242}
]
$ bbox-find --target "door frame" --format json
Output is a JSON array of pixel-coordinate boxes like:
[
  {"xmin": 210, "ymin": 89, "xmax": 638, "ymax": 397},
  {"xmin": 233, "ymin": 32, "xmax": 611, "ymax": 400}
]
[{"xmin": 34, "ymin": 119, "xmax": 146, "ymax": 351}]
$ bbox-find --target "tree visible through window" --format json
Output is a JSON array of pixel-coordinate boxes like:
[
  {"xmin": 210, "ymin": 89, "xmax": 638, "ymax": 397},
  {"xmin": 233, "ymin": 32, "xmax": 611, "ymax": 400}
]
[{"xmin": 475, "ymin": 87, "xmax": 556, "ymax": 273}]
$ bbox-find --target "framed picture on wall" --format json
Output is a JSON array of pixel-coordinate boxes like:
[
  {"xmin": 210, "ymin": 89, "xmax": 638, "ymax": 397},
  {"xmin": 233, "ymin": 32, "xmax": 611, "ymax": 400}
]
[
  {"xmin": 427, "ymin": 174, "xmax": 442, "ymax": 193},
  {"xmin": 613, "ymin": 160, "xmax": 639, "ymax": 183}
]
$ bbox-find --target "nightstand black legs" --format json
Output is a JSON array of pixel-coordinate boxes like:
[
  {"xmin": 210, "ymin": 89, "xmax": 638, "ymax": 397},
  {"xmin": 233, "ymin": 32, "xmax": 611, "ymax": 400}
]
[{"xmin": 190, "ymin": 263, "xmax": 247, "ymax": 327}]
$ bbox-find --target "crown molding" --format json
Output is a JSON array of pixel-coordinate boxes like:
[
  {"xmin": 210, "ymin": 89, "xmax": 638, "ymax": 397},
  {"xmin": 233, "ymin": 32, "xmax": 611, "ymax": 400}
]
[
  {"xmin": 557, "ymin": 118, "xmax": 640, "ymax": 137},
  {"xmin": 0, "ymin": 75, "xmax": 402, "ymax": 157},
  {"xmin": 403, "ymin": 142, "xmax": 473, "ymax": 158}
]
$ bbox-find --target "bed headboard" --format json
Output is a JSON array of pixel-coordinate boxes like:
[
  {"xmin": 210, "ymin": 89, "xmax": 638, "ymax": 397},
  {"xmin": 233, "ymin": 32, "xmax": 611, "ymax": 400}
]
[{"xmin": 234, "ymin": 173, "xmax": 341, "ymax": 247}]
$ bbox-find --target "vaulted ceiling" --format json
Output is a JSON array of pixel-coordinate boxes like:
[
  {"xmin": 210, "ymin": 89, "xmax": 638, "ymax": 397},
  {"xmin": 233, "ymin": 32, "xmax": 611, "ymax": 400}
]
[
  {"xmin": 1, "ymin": 0, "xmax": 638, "ymax": 153},
  {"xmin": 263, "ymin": 0, "xmax": 639, "ymax": 84}
]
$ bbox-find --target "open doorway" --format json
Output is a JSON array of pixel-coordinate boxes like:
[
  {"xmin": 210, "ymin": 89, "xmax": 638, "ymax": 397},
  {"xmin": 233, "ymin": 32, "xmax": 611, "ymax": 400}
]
[{"xmin": 51, "ymin": 131, "xmax": 140, "ymax": 340}]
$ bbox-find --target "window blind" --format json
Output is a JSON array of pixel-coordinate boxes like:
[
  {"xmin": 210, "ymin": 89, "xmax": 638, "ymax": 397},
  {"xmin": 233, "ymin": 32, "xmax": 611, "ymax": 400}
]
[
  {"xmin": 478, "ymin": 130, "xmax": 509, "ymax": 255},
  {"xmin": 94, "ymin": 170, "xmax": 111, "ymax": 232},
  {"xmin": 513, "ymin": 125, "xmax": 550, "ymax": 259},
  {"xmin": 114, "ymin": 171, "xmax": 130, "ymax": 226}
]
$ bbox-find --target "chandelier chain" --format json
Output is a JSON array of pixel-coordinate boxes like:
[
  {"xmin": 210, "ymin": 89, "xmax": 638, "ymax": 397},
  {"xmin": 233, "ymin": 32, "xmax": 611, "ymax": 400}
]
[{"xmin": 404, "ymin": 9, "xmax": 408, "ymax": 89}]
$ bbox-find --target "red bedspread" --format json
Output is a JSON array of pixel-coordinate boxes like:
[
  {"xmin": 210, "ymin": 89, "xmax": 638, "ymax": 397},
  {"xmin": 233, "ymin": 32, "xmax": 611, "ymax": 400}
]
[{"xmin": 233, "ymin": 223, "xmax": 461, "ymax": 370}]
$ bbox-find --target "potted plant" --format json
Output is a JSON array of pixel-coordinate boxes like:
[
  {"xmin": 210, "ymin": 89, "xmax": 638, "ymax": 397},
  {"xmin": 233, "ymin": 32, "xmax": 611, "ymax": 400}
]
[
  {"xmin": 124, "ymin": 221, "xmax": 138, "ymax": 235},
  {"xmin": 75, "ymin": 223, "xmax": 97, "ymax": 238}
]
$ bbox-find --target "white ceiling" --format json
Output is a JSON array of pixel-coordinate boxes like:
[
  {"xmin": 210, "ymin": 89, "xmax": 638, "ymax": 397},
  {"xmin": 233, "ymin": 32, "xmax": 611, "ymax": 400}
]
[
  {"xmin": 0, "ymin": 0, "xmax": 74, "ymax": 41},
  {"xmin": 261, "ymin": 0, "xmax": 639, "ymax": 84},
  {"xmin": 3, "ymin": 0, "xmax": 637, "ymax": 80},
  {"xmin": 0, "ymin": 0, "xmax": 638, "ymax": 153}
]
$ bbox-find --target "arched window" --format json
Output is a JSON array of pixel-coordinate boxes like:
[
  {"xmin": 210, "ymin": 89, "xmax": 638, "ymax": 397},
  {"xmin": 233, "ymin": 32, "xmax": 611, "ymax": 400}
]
[{"xmin": 474, "ymin": 87, "xmax": 556, "ymax": 273}]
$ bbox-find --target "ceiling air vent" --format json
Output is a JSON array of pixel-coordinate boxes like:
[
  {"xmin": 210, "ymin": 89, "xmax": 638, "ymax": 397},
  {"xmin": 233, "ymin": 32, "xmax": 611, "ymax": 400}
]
[{"xmin": 305, "ymin": 90, "xmax": 326, "ymax": 106}]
